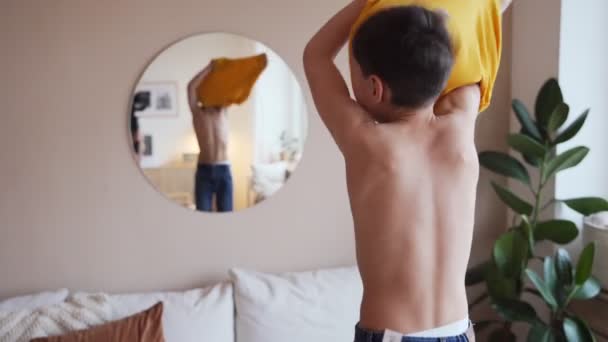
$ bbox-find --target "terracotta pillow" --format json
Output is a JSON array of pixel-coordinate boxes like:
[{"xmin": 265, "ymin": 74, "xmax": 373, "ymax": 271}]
[{"xmin": 31, "ymin": 302, "xmax": 165, "ymax": 342}]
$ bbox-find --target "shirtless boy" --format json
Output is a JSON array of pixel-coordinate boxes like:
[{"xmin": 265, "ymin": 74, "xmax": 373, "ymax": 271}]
[
  {"xmin": 188, "ymin": 65, "xmax": 233, "ymax": 212},
  {"xmin": 303, "ymin": 0, "xmax": 511, "ymax": 340}
]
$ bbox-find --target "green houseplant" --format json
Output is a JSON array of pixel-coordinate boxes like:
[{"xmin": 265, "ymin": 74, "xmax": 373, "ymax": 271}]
[{"xmin": 467, "ymin": 78, "xmax": 608, "ymax": 341}]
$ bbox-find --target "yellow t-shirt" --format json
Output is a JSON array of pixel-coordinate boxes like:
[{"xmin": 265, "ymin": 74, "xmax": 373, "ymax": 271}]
[
  {"xmin": 197, "ymin": 53, "xmax": 268, "ymax": 107},
  {"xmin": 350, "ymin": 0, "xmax": 502, "ymax": 112}
]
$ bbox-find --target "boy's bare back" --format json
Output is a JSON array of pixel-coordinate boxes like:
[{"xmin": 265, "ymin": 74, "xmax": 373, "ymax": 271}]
[
  {"xmin": 343, "ymin": 85, "xmax": 480, "ymax": 333},
  {"xmin": 188, "ymin": 66, "xmax": 230, "ymax": 164}
]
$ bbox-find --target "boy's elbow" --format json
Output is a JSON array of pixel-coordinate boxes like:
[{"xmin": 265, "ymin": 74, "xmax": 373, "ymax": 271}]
[
  {"xmin": 303, "ymin": 43, "xmax": 319, "ymax": 78},
  {"xmin": 303, "ymin": 42, "xmax": 332, "ymax": 76},
  {"xmin": 303, "ymin": 43, "xmax": 316, "ymax": 67}
]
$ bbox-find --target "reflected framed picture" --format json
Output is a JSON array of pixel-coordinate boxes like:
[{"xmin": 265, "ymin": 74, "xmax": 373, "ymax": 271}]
[{"xmin": 134, "ymin": 82, "xmax": 179, "ymax": 118}]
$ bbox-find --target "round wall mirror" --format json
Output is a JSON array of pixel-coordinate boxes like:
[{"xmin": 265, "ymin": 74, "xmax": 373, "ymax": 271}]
[{"xmin": 130, "ymin": 33, "xmax": 308, "ymax": 213}]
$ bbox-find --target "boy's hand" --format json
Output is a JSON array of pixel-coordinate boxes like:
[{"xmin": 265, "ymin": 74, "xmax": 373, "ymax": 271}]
[
  {"xmin": 304, "ymin": 0, "xmax": 368, "ymax": 59},
  {"xmin": 188, "ymin": 63, "xmax": 213, "ymax": 114}
]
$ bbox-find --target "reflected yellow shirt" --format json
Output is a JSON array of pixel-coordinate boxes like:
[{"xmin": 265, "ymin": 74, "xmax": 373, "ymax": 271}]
[
  {"xmin": 197, "ymin": 53, "xmax": 268, "ymax": 107},
  {"xmin": 351, "ymin": 0, "xmax": 502, "ymax": 112}
]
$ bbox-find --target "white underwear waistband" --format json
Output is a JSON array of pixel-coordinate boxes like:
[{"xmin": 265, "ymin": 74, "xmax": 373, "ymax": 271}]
[{"xmin": 383, "ymin": 318, "xmax": 470, "ymax": 340}]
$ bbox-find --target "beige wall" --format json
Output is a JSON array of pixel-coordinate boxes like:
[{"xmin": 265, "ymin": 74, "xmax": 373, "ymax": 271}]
[{"xmin": 0, "ymin": 0, "xmax": 511, "ymax": 299}]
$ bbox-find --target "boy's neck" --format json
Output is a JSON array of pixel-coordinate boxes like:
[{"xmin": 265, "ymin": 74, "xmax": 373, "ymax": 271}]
[{"xmin": 377, "ymin": 104, "xmax": 435, "ymax": 124}]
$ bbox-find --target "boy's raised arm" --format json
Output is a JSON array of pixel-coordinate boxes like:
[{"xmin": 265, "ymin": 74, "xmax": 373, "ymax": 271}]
[{"xmin": 303, "ymin": 0, "xmax": 372, "ymax": 149}]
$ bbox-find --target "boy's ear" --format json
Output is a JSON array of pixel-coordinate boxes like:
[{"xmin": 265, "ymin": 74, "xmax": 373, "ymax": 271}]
[{"xmin": 369, "ymin": 75, "xmax": 385, "ymax": 104}]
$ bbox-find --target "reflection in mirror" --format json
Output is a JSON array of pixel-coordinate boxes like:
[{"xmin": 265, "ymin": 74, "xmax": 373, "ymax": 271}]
[{"xmin": 130, "ymin": 33, "xmax": 307, "ymax": 213}]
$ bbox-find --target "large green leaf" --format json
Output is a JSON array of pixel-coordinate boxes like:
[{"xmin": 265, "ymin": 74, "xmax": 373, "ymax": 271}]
[
  {"xmin": 494, "ymin": 232, "xmax": 515, "ymax": 276},
  {"xmin": 575, "ymin": 243, "xmax": 596, "ymax": 285},
  {"xmin": 573, "ymin": 277, "xmax": 601, "ymax": 300},
  {"xmin": 544, "ymin": 255, "xmax": 571, "ymax": 307},
  {"xmin": 547, "ymin": 103, "xmax": 570, "ymax": 133},
  {"xmin": 507, "ymin": 133, "xmax": 547, "ymax": 159},
  {"xmin": 544, "ymin": 257, "xmax": 558, "ymax": 297},
  {"xmin": 485, "ymin": 261, "xmax": 518, "ymax": 300},
  {"xmin": 535, "ymin": 78, "xmax": 563, "ymax": 128},
  {"xmin": 527, "ymin": 322, "xmax": 553, "ymax": 342},
  {"xmin": 534, "ymin": 220, "xmax": 579, "ymax": 244},
  {"xmin": 525, "ymin": 269, "xmax": 558, "ymax": 310},
  {"xmin": 522, "ymin": 153, "xmax": 542, "ymax": 168},
  {"xmin": 563, "ymin": 317, "xmax": 596, "ymax": 342},
  {"xmin": 491, "ymin": 182, "xmax": 534, "ymax": 215},
  {"xmin": 513, "ymin": 99, "xmax": 543, "ymax": 141},
  {"xmin": 541, "ymin": 146, "xmax": 589, "ymax": 183},
  {"xmin": 519, "ymin": 129, "xmax": 543, "ymax": 167},
  {"xmin": 521, "ymin": 216, "xmax": 535, "ymax": 253},
  {"xmin": 515, "ymin": 230, "xmax": 530, "ymax": 273},
  {"xmin": 466, "ymin": 260, "xmax": 489, "ymax": 286},
  {"xmin": 479, "ymin": 151, "xmax": 531, "ymax": 186},
  {"xmin": 492, "ymin": 298, "xmax": 538, "ymax": 323},
  {"xmin": 556, "ymin": 249, "xmax": 574, "ymax": 287},
  {"xmin": 494, "ymin": 231, "xmax": 528, "ymax": 277},
  {"xmin": 554, "ymin": 109, "xmax": 590, "ymax": 144},
  {"xmin": 563, "ymin": 197, "xmax": 608, "ymax": 216}
]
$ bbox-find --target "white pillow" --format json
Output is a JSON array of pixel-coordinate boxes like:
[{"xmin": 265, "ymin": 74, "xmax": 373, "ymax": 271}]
[
  {"xmin": 230, "ymin": 266, "xmax": 363, "ymax": 342},
  {"xmin": 0, "ymin": 289, "xmax": 69, "ymax": 312},
  {"xmin": 251, "ymin": 162, "xmax": 288, "ymax": 183},
  {"xmin": 76, "ymin": 283, "xmax": 234, "ymax": 342}
]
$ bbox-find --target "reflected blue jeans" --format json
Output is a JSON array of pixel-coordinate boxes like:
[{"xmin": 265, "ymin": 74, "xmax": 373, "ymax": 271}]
[{"xmin": 195, "ymin": 164, "xmax": 233, "ymax": 212}]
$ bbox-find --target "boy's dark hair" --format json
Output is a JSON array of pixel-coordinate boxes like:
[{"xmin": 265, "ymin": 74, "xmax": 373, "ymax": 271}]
[{"xmin": 352, "ymin": 6, "xmax": 454, "ymax": 108}]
